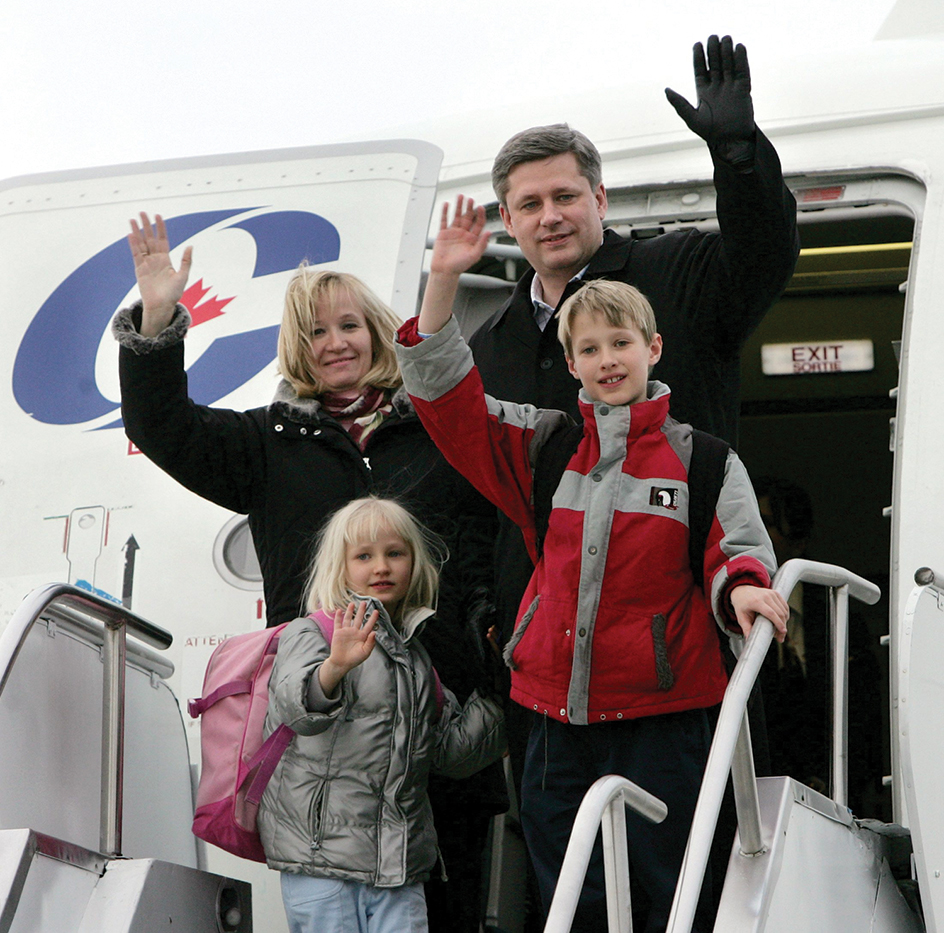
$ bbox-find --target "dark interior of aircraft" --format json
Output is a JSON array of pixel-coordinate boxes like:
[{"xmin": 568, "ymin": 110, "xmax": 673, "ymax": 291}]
[{"xmin": 739, "ymin": 209, "xmax": 911, "ymax": 822}]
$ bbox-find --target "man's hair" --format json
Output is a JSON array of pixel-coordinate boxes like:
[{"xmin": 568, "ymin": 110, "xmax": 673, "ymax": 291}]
[
  {"xmin": 277, "ymin": 267, "xmax": 403, "ymax": 398},
  {"xmin": 492, "ymin": 123, "xmax": 603, "ymax": 206},
  {"xmin": 557, "ymin": 280, "xmax": 657, "ymax": 359},
  {"xmin": 305, "ymin": 497, "xmax": 444, "ymax": 622}
]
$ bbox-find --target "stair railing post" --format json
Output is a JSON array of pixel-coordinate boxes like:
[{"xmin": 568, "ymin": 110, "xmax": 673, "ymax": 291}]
[
  {"xmin": 100, "ymin": 616, "xmax": 127, "ymax": 856},
  {"xmin": 829, "ymin": 584, "xmax": 850, "ymax": 810}
]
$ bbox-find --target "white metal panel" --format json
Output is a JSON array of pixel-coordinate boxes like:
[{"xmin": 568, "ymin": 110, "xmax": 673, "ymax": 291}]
[
  {"xmin": 715, "ymin": 777, "xmax": 921, "ymax": 933},
  {"xmin": 76, "ymin": 860, "xmax": 250, "ymax": 933},
  {"xmin": 7, "ymin": 853, "xmax": 100, "ymax": 933},
  {"xmin": 898, "ymin": 581, "xmax": 944, "ymax": 933},
  {"xmin": 403, "ymin": 39, "xmax": 944, "ymax": 195},
  {"xmin": 0, "ymin": 618, "xmax": 195, "ymax": 866}
]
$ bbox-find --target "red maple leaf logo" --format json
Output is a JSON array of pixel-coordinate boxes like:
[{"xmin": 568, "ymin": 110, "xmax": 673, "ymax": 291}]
[{"xmin": 180, "ymin": 279, "xmax": 235, "ymax": 327}]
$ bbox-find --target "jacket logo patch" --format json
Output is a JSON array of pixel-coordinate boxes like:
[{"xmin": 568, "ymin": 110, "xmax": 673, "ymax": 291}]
[{"xmin": 649, "ymin": 487, "xmax": 679, "ymax": 510}]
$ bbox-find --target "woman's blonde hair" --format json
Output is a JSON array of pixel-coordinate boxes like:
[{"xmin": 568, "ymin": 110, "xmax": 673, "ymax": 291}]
[
  {"xmin": 305, "ymin": 497, "xmax": 443, "ymax": 620},
  {"xmin": 278, "ymin": 267, "xmax": 403, "ymax": 398},
  {"xmin": 557, "ymin": 280, "xmax": 658, "ymax": 359}
]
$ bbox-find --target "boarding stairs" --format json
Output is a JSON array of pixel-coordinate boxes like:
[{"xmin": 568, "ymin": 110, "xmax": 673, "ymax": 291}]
[
  {"xmin": 0, "ymin": 584, "xmax": 250, "ymax": 932},
  {"xmin": 545, "ymin": 558, "xmax": 939, "ymax": 933}
]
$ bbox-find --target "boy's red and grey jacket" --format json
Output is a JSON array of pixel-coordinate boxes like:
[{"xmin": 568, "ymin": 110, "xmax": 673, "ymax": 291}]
[{"xmin": 396, "ymin": 316, "xmax": 777, "ymax": 727}]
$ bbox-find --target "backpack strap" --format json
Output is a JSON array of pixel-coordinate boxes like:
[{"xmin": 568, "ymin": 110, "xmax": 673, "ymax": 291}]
[
  {"xmin": 188, "ymin": 680, "xmax": 252, "ymax": 718},
  {"xmin": 687, "ymin": 428, "xmax": 731, "ymax": 591},
  {"xmin": 187, "ymin": 629, "xmax": 283, "ymax": 719},
  {"xmin": 533, "ymin": 422, "xmax": 584, "ymax": 559},
  {"xmin": 243, "ymin": 723, "xmax": 296, "ymax": 805},
  {"xmin": 311, "ymin": 612, "xmax": 444, "ymax": 715},
  {"xmin": 313, "ymin": 614, "xmax": 334, "ymax": 643}
]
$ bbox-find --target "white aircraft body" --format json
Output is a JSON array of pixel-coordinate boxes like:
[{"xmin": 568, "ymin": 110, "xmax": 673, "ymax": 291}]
[{"xmin": 2, "ymin": 21, "xmax": 944, "ymax": 932}]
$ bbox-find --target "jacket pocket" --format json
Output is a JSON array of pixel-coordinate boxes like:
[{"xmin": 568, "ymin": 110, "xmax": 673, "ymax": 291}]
[
  {"xmin": 308, "ymin": 780, "xmax": 329, "ymax": 850},
  {"xmin": 503, "ymin": 595, "xmax": 540, "ymax": 671},
  {"xmin": 650, "ymin": 614, "xmax": 675, "ymax": 691},
  {"xmin": 589, "ymin": 602, "xmax": 677, "ymax": 695}
]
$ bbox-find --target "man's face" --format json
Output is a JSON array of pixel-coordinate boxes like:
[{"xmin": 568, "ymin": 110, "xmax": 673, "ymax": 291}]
[{"xmin": 499, "ymin": 152, "xmax": 607, "ymax": 286}]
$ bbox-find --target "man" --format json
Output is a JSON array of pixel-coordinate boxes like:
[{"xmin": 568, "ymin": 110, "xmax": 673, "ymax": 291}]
[
  {"xmin": 471, "ymin": 33, "xmax": 798, "ymax": 650},
  {"xmin": 470, "ymin": 35, "xmax": 798, "ymax": 445},
  {"xmin": 468, "ymin": 36, "xmax": 799, "ymax": 929}
]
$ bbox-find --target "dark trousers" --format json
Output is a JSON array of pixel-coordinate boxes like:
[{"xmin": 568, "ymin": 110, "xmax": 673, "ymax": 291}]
[{"xmin": 520, "ymin": 709, "xmax": 713, "ymax": 933}]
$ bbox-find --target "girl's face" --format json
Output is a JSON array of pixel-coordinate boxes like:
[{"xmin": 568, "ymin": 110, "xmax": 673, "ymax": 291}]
[
  {"xmin": 344, "ymin": 527, "xmax": 413, "ymax": 616},
  {"xmin": 309, "ymin": 297, "xmax": 374, "ymax": 394}
]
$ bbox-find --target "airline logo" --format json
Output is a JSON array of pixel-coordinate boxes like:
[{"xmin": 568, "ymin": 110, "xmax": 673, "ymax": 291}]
[{"xmin": 12, "ymin": 208, "xmax": 340, "ymax": 429}]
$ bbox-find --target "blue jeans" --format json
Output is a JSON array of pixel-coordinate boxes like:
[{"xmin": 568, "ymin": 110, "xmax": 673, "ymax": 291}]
[{"xmin": 280, "ymin": 873, "xmax": 428, "ymax": 933}]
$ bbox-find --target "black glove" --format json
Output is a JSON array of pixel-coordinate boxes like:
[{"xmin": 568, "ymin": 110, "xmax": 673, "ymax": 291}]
[
  {"xmin": 665, "ymin": 34, "xmax": 756, "ymax": 170},
  {"xmin": 467, "ymin": 586, "xmax": 506, "ymax": 699}
]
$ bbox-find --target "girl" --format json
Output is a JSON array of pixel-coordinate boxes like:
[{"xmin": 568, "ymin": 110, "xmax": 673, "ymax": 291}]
[{"xmin": 257, "ymin": 497, "xmax": 505, "ymax": 933}]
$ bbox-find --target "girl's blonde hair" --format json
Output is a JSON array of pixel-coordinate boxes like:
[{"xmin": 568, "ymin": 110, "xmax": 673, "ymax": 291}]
[
  {"xmin": 557, "ymin": 280, "xmax": 658, "ymax": 359},
  {"xmin": 278, "ymin": 267, "xmax": 403, "ymax": 398},
  {"xmin": 305, "ymin": 497, "xmax": 443, "ymax": 620}
]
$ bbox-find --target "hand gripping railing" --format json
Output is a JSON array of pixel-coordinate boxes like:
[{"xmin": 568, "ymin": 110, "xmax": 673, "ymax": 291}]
[
  {"xmin": 544, "ymin": 775, "xmax": 668, "ymax": 933},
  {"xmin": 0, "ymin": 583, "xmax": 172, "ymax": 857},
  {"xmin": 665, "ymin": 559, "xmax": 880, "ymax": 933}
]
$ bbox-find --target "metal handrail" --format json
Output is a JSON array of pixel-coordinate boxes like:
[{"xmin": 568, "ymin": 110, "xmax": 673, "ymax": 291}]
[
  {"xmin": 0, "ymin": 584, "xmax": 172, "ymax": 695},
  {"xmin": 665, "ymin": 559, "xmax": 880, "ymax": 933},
  {"xmin": 915, "ymin": 566, "xmax": 944, "ymax": 589},
  {"xmin": 0, "ymin": 583, "xmax": 173, "ymax": 857},
  {"xmin": 544, "ymin": 775, "xmax": 668, "ymax": 933}
]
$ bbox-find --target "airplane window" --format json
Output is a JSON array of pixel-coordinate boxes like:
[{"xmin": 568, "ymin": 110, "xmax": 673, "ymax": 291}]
[{"xmin": 212, "ymin": 515, "xmax": 263, "ymax": 591}]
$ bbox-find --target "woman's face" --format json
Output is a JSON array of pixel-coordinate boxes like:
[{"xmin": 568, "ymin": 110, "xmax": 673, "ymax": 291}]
[{"xmin": 310, "ymin": 297, "xmax": 374, "ymax": 393}]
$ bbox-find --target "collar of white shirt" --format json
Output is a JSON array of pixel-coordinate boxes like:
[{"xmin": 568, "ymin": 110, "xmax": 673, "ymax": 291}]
[{"xmin": 530, "ymin": 262, "xmax": 592, "ymax": 332}]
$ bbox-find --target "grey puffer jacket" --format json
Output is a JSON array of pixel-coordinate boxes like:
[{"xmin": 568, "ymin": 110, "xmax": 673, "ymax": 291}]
[{"xmin": 258, "ymin": 598, "xmax": 505, "ymax": 887}]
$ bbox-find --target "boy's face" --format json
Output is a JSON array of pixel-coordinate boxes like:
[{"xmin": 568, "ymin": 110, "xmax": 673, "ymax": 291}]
[{"xmin": 566, "ymin": 313, "xmax": 662, "ymax": 406}]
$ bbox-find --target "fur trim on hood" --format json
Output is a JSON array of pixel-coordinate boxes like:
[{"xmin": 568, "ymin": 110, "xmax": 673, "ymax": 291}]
[{"xmin": 270, "ymin": 381, "xmax": 415, "ymax": 425}]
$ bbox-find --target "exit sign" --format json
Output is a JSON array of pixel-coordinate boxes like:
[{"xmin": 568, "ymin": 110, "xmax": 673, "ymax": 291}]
[{"xmin": 761, "ymin": 340, "xmax": 874, "ymax": 375}]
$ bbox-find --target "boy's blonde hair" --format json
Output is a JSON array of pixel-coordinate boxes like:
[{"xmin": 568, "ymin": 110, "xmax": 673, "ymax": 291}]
[
  {"xmin": 556, "ymin": 280, "xmax": 657, "ymax": 359},
  {"xmin": 305, "ymin": 497, "xmax": 443, "ymax": 620},
  {"xmin": 278, "ymin": 267, "xmax": 403, "ymax": 398}
]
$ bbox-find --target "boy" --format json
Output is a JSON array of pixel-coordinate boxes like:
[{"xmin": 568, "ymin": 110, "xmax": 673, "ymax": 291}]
[{"xmin": 396, "ymin": 198, "xmax": 788, "ymax": 933}]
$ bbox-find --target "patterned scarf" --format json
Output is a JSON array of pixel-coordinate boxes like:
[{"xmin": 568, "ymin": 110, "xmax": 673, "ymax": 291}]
[{"xmin": 320, "ymin": 386, "xmax": 393, "ymax": 450}]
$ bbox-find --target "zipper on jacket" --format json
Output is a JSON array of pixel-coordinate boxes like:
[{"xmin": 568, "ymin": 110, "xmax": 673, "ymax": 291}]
[
  {"xmin": 308, "ymin": 781, "xmax": 328, "ymax": 851},
  {"xmin": 405, "ymin": 660, "xmax": 417, "ymax": 764},
  {"xmin": 318, "ymin": 416, "xmax": 378, "ymax": 478}
]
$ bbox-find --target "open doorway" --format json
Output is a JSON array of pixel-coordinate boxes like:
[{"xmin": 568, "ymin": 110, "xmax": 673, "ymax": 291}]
[{"xmin": 739, "ymin": 204, "xmax": 912, "ymax": 821}]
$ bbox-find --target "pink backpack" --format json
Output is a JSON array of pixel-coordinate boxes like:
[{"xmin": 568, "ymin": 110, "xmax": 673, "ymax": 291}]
[
  {"xmin": 188, "ymin": 618, "xmax": 323, "ymax": 861},
  {"xmin": 188, "ymin": 612, "xmax": 446, "ymax": 862}
]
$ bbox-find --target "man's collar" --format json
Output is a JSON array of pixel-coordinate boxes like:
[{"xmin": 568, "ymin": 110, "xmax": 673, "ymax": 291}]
[
  {"xmin": 485, "ymin": 230, "xmax": 626, "ymax": 333},
  {"xmin": 530, "ymin": 260, "xmax": 592, "ymax": 316},
  {"xmin": 585, "ymin": 228, "xmax": 631, "ymax": 275}
]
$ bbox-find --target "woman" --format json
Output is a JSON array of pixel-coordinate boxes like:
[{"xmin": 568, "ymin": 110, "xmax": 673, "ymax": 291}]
[{"xmin": 112, "ymin": 213, "xmax": 504, "ymax": 933}]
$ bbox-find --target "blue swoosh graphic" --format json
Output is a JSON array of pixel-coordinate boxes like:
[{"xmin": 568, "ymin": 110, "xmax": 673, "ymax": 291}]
[{"xmin": 13, "ymin": 208, "xmax": 340, "ymax": 427}]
